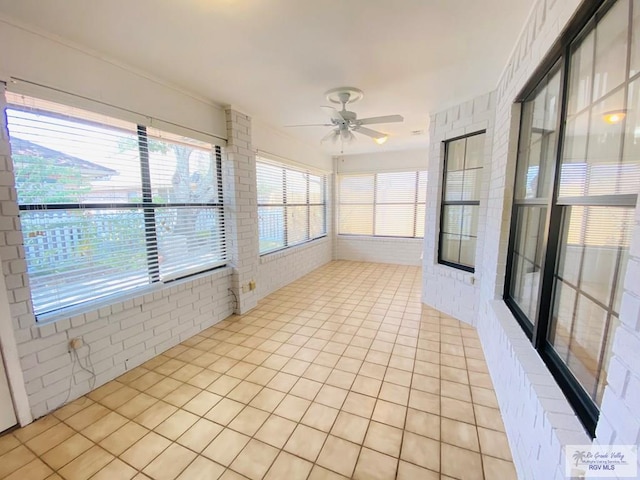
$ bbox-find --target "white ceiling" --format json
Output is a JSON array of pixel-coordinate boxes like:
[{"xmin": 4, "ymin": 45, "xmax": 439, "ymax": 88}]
[{"xmin": 0, "ymin": 0, "xmax": 531, "ymax": 155}]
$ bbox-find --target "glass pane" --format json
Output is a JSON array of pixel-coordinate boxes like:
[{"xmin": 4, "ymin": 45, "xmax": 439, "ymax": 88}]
[
  {"xmin": 309, "ymin": 174, "xmax": 324, "ymax": 204},
  {"xmin": 20, "ymin": 209, "xmax": 147, "ymax": 315},
  {"xmin": 568, "ymin": 30, "xmax": 594, "ymax": 115},
  {"xmin": 440, "ymin": 233, "xmax": 461, "ymax": 264},
  {"xmin": 446, "ymin": 139, "xmax": 466, "ymax": 171},
  {"xmin": 415, "ymin": 204, "xmax": 426, "ymax": 238},
  {"xmin": 375, "ymin": 204, "xmax": 415, "ymax": 237},
  {"xmin": 376, "ymin": 171, "xmax": 417, "ymax": 203},
  {"xmin": 444, "ymin": 171, "xmax": 464, "ymax": 202},
  {"xmin": 441, "ymin": 205, "xmax": 463, "ymax": 235},
  {"xmin": 339, "ymin": 175, "xmax": 374, "ymax": 203},
  {"xmin": 147, "ymin": 139, "xmax": 215, "ymax": 204},
  {"xmin": 631, "ymin": 0, "xmax": 640, "ymax": 77},
  {"xmin": 592, "ymin": 0, "xmax": 628, "ymax": 101},
  {"xmin": 6, "ymin": 105, "xmax": 141, "ymax": 205},
  {"xmin": 595, "ymin": 315, "xmax": 620, "ymax": 405},
  {"xmin": 287, "ymin": 205, "xmax": 308, "ymax": 245},
  {"xmin": 465, "ymin": 134, "xmax": 485, "ymax": 169},
  {"xmin": 339, "ymin": 204, "xmax": 373, "ymax": 235},
  {"xmin": 256, "ymin": 163, "xmax": 284, "ymax": 205},
  {"xmin": 459, "ymin": 236, "xmax": 477, "ymax": 267},
  {"xmin": 621, "ymin": 78, "xmax": 640, "ymax": 191},
  {"xmin": 157, "ymin": 206, "xmax": 224, "ymax": 279},
  {"xmin": 309, "ymin": 205, "xmax": 326, "ymax": 239},
  {"xmin": 286, "ymin": 170, "xmax": 307, "ymax": 204},
  {"xmin": 509, "ymin": 206, "xmax": 546, "ymax": 323},
  {"xmin": 258, "ymin": 206, "xmax": 285, "ymax": 253},
  {"xmin": 461, "ymin": 168, "xmax": 482, "ymax": 201},
  {"xmin": 562, "ymin": 111, "xmax": 589, "ymax": 167},
  {"xmin": 461, "ymin": 205, "xmax": 479, "ymax": 238},
  {"xmin": 417, "ymin": 171, "xmax": 428, "ymax": 201}
]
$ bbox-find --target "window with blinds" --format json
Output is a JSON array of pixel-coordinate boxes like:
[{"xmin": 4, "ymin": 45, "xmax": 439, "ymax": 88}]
[
  {"xmin": 338, "ymin": 171, "xmax": 427, "ymax": 238},
  {"xmin": 256, "ymin": 158, "xmax": 326, "ymax": 254},
  {"xmin": 5, "ymin": 93, "xmax": 226, "ymax": 317}
]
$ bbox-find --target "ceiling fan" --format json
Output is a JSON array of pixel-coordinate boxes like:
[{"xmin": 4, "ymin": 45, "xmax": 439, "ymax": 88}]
[{"xmin": 286, "ymin": 87, "xmax": 404, "ymax": 146}]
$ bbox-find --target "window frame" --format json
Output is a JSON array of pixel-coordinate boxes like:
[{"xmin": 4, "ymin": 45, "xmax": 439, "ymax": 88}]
[
  {"xmin": 256, "ymin": 159, "xmax": 327, "ymax": 256},
  {"xmin": 6, "ymin": 99, "xmax": 226, "ymax": 318},
  {"xmin": 337, "ymin": 170, "xmax": 427, "ymax": 239},
  {"xmin": 438, "ymin": 131, "xmax": 486, "ymax": 272},
  {"xmin": 503, "ymin": 0, "xmax": 637, "ymax": 436}
]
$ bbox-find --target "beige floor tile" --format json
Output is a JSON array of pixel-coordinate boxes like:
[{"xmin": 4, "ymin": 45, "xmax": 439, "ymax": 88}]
[
  {"xmin": 52, "ymin": 398, "xmax": 94, "ymax": 421},
  {"xmin": 3, "ymin": 457, "xmax": 51, "ymax": 480},
  {"xmin": 396, "ymin": 460, "xmax": 439, "ymax": 480},
  {"xmin": 290, "ymin": 377, "xmax": 323, "ymax": 400},
  {"xmin": 273, "ymin": 395, "xmax": 311, "ymax": 422},
  {"xmin": 264, "ymin": 451, "xmax": 312, "ymax": 480},
  {"xmin": 441, "ymin": 443, "xmax": 483, "ymax": 480},
  {"xmin": 41, "ymin": 434, "xmax": 93, "ymax": 470},
  {"xmin": 143, "ymin": 443, "xmax": 196, "ymax": 480},
  {"xmin": 482, "ymin": 455, "xmax": 518, "ymax": 480},
  {"xmin": 364, "ymin": 421, "xmax": 403, "ymax": 457},
  {"xmin": 408, "ymin": 389, "xmax": 440, "ymax": 414},
  {"xmin": 372, "ymin": 399, "xmax": 406, "ymax": 428},
  {"xmin": 411, "ymin": 373, "xmax": 440, "ymax": 394},
  {"xmin": 155, "ymin": 410, "xmax": 199, "ymax": 440},
  {"xmin": 477, "ymin": 426, "xmax": 512, "ymax": 460},
  {"xmin": 226, "ymin": 361, "xmax": 258, "ymax": 380},
  {"xmin": 326, "ymin": 369, "xmax": 356, "ymax": 389},
  {"xmin": 87, "ymin": 381, "xmax": 124, "ymax": 402},
  {"xmin": 26, "ymin": 422, "xmax": 75, "ymax": 455},
  {"xmin": 244, "ymin": 366, "xmax": 278, "ymax": 386},
  {"xmin": 135, "ymin": 401, "xmax": 178, "ymax": 429},
  {"xmin": 301, "ymin": 403, "xmax": 339, "ymax": 432},
  {"xmin": 227, "ymin": 381, "xmax": 263, "ymax": 403},
  {"xmin": 208, "ymin": 375, "xmax": 242, "ymax": 396},
  {"xmin": 163, "ymin": 384, "xmax": 201, "ymax": 407},
  {"xmin": 351, "ymin": 375, "xmax": 382, "ymax": 397},
  {"xmin": 303, "ymin": 364, "xmax": 333, "ymax": 382},
  {"xmin": 342, "ymin": 391, "xmax": 376, "ymax": 418},
  {"xmin": 441, "ymin": 417, "xmax": 480, "ymax": 451},
  {"xmin": 471, "ymin": 386, "xmax": 499, "ymax": 408},
  {"xmin": 400, "ymin": 431, "xmax": 440, "ymax": 472},
  {"xmin": 13, "ymin": 416, "xmax": 59, "ymax": 443},
  {"xmin": 474, "ymin": 404, "xmax": 505, "ymax": 431},
  {"xmin": 254, "ymin": 415, "xmax": 296, "ymax": 449},
  {"xmin": 58, "ymin": 445, "xmax": 113, "ymax": 480},
  {"xmin": 120, "ymin": 432, "xmax": 172, "ymax": 470},
  {"xmin": 379, "ymin": 382, "xmax": 410, "ymax": 405},
  {"xmin": 183, "ymin": 391, "xmax": 222, "ymax": 416},
  {"xmin": 330, "ymin": 411, "xmax": 369, "ymax": 444},
  {"xmin": 353, "ymin": 447, "xmax": 398, "ymax": 480},
  {"xmin": 100, "ymin": 386, "xmax": 140, "ymax": 410},
  {"xmin": 228, "ymin": 406, "xmax": 269, "ymax": 436},
  {"xmin": 186, "ymin": 370, "xmax": 220, "ymax": 389},
  {"xmin": 0, "ymin": 434, "xmax": 20, "ymax": 456},
  {"xmin": 204, "ymin": 398, "xmax": 245, "ymax": 426},
  {"xmin": 116, "ymin": 392, "xmax": 158, "ymax": 419},
  {"xmin": 441, "ymin": 397, "xmax": 475, "ymax": 424},
  {"xmin": 383, "ymin": 368, "xmax": 412, "ymax": 387},
  {"xmin": 314, "ymin": 384, "xmax": 348, "ymax": 409},
  {"xmin": 359, "ymin": 362, "xmax": 386, "ymax": 380},
  {"xmin": 441, "ymin": 379, "xmax": 472, "ymax": 402},
  {"xmin": 176, "ymin": 418, "xmax": 223, "ymax": 452},
  {"xmin": 248, "ymin": 387, "xmax": 285, "ymax": 412},
  {"xmin": 146, "ymin": 377, "xmax": 183, "ymax": 399},
  {"xmin": 230, "ymin": 439, "xmax": 279, "ymax": 480},
  {"xmin": 283, "ymin": 424, "xmax": 327, "ymax": 462},
  {"xmin": 202, "ymin": 428, "xmax": 250, "ymax": 466},
  {"xmin": 91, "ymin": 458, "xmax": 137, "ymax": 480},
  {"xmin": 316, "ymin": 435, "xmax": 360, "ymax": 478},
  {"xmin": 81, "ymin": 411, "xmax": 129, "ymax": 443},
  {"xmin": 266, "ymin": 371, "xmax": 298, "ymax": 392},
  {"xmin": 405, "ymin": 408, "xmax": 440, "ymax": 440},
  {"xmin": 307, "ymin": 465, "xmax": 349, "ymax": 479},
  {"xmin": 99, "ymin": 421, "xmax": 148, "ymax": 456},
  {"xmin": 176, "ymin": 456, "xmax": 225, "ymax": 480}
]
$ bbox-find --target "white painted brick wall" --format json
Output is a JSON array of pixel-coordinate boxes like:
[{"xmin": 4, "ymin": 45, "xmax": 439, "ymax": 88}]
[
  {"xmin": 421, "ymin": 0, "xmax": 640, "ymax": 479},
  {"xmin": 337, "ymin": 236, "xmax": 423, "ymax": 266}
]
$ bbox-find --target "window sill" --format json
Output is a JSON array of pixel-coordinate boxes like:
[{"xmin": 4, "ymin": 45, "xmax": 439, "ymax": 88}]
[{"xmin": 260, "ymin": 237, "xmax": 329, "ymax": 264}]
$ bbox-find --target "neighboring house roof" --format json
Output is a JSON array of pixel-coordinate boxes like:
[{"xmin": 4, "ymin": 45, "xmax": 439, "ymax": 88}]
[{"xmin": 9, "ymin": 137, "xmax": 118, "ymax": 180}]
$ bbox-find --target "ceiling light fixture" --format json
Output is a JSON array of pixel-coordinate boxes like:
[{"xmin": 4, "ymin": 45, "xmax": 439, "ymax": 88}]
[
  {"xmin": 602, "ymin": 110, "xmax": 626, "ymax": 125},
  {"xmin": 374, "ymin": 136, "xmax": 388, "ymax": 145}
]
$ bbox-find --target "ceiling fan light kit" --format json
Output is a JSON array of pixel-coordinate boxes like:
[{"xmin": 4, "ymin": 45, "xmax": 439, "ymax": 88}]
[{"xmin": 286, "ymin": 87, "xmax": 404, "ymax": 148}]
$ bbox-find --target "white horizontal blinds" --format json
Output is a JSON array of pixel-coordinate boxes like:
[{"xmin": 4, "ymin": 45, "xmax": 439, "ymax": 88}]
[
  {"xmin": 256, "ymin": 158, "xmax": 327, "ymax": 254},
  {"xmin": 146, "ymin": 128, "xmax": 226, "ymax": 281},
  {"xmin": 338, "ymin": 171, "xmax": 427, "ymax": 238},
  {"xmin": 5, "ymin": 92, "xmax": 226, "ymax": 316}
]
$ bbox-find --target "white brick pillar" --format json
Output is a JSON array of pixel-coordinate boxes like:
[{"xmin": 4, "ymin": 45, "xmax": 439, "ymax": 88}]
[{"xmin": 223, "ymin": 108, "xmax": 259, "ymax": 314}]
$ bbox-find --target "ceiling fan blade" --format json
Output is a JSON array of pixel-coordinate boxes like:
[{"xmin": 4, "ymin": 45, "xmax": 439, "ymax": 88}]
[
  {"xmin": 356, "ymin": 114, "xmax": 404, "ymax": 125},
  {"xmin": 354, "ymin": 126, "xmax": 386, "ymax": 139},
  {"xmin": 321, "ymin": 106, "xmax": 346, "ymax": 124},
  {"xmin": 284, "ymin": 123, "xmax": 334, "ymax": 127}
]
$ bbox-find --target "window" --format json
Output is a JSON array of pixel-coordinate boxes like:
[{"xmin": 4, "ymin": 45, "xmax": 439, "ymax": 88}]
[
  {"xmin": 439, "ymin": 132, "xmax": 485, "ymax": 271},
  {"xmin": 256, "ymin": 158, "xmax": 326, "ymax": 254},
  {"xmin": 6, "ymin": 93, "xmax": 226, "ymax": 316},
  {"xmin": 505, "ymin": 0, "xmax": 639, "ymax": 435},
  {"xmin": 338, "ymin": 171, "xmax": 427, "ymax": 238}
]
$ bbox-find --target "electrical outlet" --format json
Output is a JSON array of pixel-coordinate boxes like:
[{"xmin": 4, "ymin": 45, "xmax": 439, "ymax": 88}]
[
  {"xmin": 69, "ymin": 337, "xmax": 83, "ymax": 350},
  {"xmin": 249, "ymin": 280, "xmax": 256, "ymax": 291}
]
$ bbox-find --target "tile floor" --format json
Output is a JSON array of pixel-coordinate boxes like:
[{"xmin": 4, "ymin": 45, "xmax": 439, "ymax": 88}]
[{"xmin": 0, "ymin": 261, "xmax": 517, "ymax": 480}]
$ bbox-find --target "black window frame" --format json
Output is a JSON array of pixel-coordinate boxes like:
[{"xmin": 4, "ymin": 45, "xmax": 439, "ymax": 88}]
[
  {"xmin": 438, "ymin": 131, "xmax": 486, "ymax": 273},
  {"xmin": 504, "ymin": 0, "xmax": 637, "ymax": 437}
]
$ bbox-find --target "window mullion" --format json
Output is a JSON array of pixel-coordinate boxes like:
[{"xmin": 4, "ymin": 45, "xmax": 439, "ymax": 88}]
[
  {"xmin": 282, "ymin": 168, "xmax": 288, "ymax": 247},
  {"xmin": 138, "ymin": 125, "xmax": 160, "ymax": 283}
]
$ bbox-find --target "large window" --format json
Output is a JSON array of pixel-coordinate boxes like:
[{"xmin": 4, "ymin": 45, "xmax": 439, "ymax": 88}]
[
  {"xmin": 505, "ymin": 0, "xmax": 639, "ymax": 435},
  {"xmin": 6, "ymin": 93, "xmax": 226, "ymax": 316},
  {"xmin": 439, "ymin": 132, "xmax": 485, "ymax": 271},
  {"xmin": 256, "ymin": 159, "xmax": 326, "ymax": 254},
  {"xmin": 338, "ymin": 171, "xmax": 427, "ymax": 238}
]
